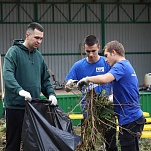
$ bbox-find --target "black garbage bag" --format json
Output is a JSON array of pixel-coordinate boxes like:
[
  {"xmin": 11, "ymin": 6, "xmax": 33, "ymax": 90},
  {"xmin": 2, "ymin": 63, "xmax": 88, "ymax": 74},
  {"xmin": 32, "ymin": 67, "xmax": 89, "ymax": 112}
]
[{"xmin": 22, "ymin": 99, "xmax": 81, "ymax": 151}]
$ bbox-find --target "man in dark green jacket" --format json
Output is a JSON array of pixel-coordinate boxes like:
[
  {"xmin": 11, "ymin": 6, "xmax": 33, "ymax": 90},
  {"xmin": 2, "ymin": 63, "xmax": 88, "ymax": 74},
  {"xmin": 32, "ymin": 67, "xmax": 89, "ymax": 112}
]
[{"xmin": 3, "ymin": 22, "xmax": 57, "ymax": 151}]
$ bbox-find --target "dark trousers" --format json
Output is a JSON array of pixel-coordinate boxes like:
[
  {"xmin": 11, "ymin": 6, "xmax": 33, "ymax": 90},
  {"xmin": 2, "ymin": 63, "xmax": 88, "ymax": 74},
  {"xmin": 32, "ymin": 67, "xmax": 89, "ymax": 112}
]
[
  {"xmin": 6, "ymin": 108, "xmax": 25, "ymax": 151},
  {"xmin": 105, "ymin": 128, "xmax": 118, "ymax": 151},
  {"xmin": 119, "ymin": 115, "xmax": 145, "ymax": 151}
]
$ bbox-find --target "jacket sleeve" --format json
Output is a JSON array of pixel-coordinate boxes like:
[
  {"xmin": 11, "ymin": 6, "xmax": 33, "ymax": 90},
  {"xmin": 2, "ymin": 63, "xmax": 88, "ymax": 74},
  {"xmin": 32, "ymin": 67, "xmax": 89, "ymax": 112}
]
[
  {"xmin": 3, "ymin": 47, "xmax": 23, "ymax": 94},
  {"xmin": 41, "ymin": 60, "xmax": 56, "ymax": 99}
]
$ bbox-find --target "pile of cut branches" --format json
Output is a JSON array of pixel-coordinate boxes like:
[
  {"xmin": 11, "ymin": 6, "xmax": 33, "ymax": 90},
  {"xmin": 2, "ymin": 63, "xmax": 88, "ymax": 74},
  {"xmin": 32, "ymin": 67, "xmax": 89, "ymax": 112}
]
[{"xmin": 76, "ymin": 88, "xmax": 116, "ymax": 151}]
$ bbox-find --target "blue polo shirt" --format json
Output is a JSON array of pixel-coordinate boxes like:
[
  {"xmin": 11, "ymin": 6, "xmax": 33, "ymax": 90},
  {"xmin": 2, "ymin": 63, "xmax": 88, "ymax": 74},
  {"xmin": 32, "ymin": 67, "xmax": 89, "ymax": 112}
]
[
  {"xmin": 66, "ymin": 57, "xmax": 112, "ymax": 94},
  {"xmin": 109, "ymin": 60, "xmax": 143, "ymax": 125}
]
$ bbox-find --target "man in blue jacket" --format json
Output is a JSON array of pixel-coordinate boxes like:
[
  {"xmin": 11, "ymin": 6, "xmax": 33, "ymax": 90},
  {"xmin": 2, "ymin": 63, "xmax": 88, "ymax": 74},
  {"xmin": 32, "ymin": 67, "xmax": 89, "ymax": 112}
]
[
  {"xmin": 77, "ymin": 40, "xmax": 145, "ymax": 151},
  {"xmin": 65, "ymin": 35, "xmax": 117, "ymax": 151},
  {"xmin": 3, "ymin": 22, "xmax": 57, "ymax": 151}
]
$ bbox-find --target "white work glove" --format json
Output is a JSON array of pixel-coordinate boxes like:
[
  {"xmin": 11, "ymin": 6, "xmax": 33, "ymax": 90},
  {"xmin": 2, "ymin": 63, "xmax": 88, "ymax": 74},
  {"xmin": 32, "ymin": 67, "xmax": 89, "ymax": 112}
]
[
  {"xmin": 65, "ymin": 79, "xmax": 78, "ymax": 92},
  {"xmin": 19, "ymin": 90, "xmax": 32, "ymax": 101},
  {"xmin": 77, "ymin": 77, "xmax": 89, "ymax": 91},
  {"xmin": 49, "ymin": 95, "xmax": 57, "ymax": 106},
  {"xmin": 108, "ymin": 94, "xmax": 113, "ymax": 102}
]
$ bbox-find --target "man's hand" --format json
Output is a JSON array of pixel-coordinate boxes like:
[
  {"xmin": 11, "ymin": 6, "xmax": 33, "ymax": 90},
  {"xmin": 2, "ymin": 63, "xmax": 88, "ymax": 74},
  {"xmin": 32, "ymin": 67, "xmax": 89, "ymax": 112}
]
[
  {"xmin": 65, "ymin": 79, "xmax": 78, "ymax": 92},
  {"xmin": 19, "ymin": 90, "xmax": 32, "ymax": 101},
  {"xmin": 77, "ymin": 77, "xmax": 89, "ymax": 91},
  {"xmin": 49, "ymin": 95, "xmax": 57, "ymax": 106}
]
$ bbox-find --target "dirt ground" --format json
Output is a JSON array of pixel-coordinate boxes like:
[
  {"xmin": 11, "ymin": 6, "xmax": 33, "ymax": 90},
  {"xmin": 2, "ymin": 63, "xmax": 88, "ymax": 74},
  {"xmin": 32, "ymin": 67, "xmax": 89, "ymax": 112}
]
[{"xmin": 1, "ymin": 118, "xmax": 151, "ymax": 151}]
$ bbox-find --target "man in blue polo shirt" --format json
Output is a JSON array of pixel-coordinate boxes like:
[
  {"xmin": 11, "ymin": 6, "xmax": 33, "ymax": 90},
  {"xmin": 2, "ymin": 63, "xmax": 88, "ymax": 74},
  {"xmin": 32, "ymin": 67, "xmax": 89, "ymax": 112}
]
[
  {"xmin": 77, "ymin": 40, "xmax": 145, "ymax": 151},
  {"xmin": 65, "ymin": 35, "xmax": 117, "ymax": 151}
]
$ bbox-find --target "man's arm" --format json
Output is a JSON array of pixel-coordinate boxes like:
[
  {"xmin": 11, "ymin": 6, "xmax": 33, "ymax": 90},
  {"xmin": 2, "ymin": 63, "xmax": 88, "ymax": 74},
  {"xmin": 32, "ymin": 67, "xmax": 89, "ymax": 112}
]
[
  {"xmin": 77, "ymin": 73, "xmax": 115, "ymax": 90},
  {"xmin": 65, "ymin": 63, "xmax": 79, "ymax": 92},
  {"xmin": 87, "ymin": 73, "xmax": 115, "ymax": 84},
  {"xmin": 41, "ymin": 60, "xmax": 56, "ymax": 98},
  {"xmin": 3, "ymin": 47, "xmax": 23, "ymax": 94}
]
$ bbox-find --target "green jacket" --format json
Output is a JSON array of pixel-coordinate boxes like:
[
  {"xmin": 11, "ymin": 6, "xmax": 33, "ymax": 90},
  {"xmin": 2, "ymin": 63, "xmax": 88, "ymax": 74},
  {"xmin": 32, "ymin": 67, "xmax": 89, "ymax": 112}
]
[{"xmin": 3, "ymin": 39, "xmax": 56, "ymax": 109}]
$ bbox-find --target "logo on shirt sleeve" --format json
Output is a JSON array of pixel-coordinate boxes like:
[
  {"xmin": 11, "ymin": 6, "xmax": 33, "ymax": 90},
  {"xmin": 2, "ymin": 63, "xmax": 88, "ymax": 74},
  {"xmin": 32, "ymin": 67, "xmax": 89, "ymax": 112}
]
[{"xmin": 96, "ymin": 67, "xmax": 104, "ymax": 72}]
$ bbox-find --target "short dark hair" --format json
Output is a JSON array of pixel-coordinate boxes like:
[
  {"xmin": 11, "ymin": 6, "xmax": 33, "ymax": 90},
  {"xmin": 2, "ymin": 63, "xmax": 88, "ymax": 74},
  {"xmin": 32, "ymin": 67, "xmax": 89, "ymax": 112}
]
[
  {"xmin": 104, "ymin": 40, "xmax": 125, "ymax": 57},
  {"xmin": 27, "ymin": 22, "xmax": 44, "ymax": 32},
  {"xmin": 84, "ymin": 35, "xmax": 99, "ymax": 46}
]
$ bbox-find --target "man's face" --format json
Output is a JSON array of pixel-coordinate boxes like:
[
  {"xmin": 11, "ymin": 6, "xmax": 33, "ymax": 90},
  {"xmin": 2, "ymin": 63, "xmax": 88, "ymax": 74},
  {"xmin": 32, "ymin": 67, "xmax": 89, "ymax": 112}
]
[
  {"xmin": 104, "ymin": 49, "xmax": 116, "ymax": 66},
  {"xmin": 26, "ymin": 29, "xmax": 43, "ymax": 51},
  {"xmin": 84, "ymin": 44, "xmax": 100, "ymax": 62}
]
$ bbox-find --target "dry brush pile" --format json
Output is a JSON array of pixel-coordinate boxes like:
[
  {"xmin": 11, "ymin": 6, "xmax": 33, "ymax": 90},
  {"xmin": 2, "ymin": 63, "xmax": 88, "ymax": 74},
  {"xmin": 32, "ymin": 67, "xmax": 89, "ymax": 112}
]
[{"xmin": 75, "ymin": 88, "xmax": 116, "ymax": 151}]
